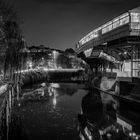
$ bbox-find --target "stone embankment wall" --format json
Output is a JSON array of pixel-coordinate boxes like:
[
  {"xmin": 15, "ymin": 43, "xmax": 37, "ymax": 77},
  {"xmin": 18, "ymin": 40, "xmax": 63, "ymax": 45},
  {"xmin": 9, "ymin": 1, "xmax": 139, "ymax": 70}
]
[
  {"xmin": 91, "ymin": 76, "xmax": 119, "ymax": 111},
  {"xmin": 0, "ymin": 84, "xmax": 15, "ymax": 140}
]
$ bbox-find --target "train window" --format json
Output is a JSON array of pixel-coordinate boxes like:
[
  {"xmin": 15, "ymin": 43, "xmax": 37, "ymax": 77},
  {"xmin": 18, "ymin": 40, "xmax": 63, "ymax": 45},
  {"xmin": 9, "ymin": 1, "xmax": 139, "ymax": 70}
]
[
  {"xmin": 80, "ymin": 39, "xmax": 85, "ymax": 45},
  {"xmin": 102, "ymin": 28, "xmax": 107, "ymax": 34},
  {"xmin": 120, "ymin": 16, "xmax": 129, "ymax": 26},
  {"xmin": 113, "ymin": 20, "xmax": 120, "ymax": 29},
  {"xmin": 90, "ymin": 34, "xmax": 94, "ymax": 39},
  {"xmin": 131, "ymin": 12, "xmax": 140, "ymax": 22},
  {"xmin": 107, "ymin": 24, "xmax": 112, "ymax": 32},
  {"xmin": 102, "ymin": 25, "xmax": 112, "ymax": 34},
  {"xmin": 102, "ymin": 21, "xmax": 112, "ymax": 34},
  {"xmin": 88, "ymin": 32, "xmax": 94, "ymax": 40}
]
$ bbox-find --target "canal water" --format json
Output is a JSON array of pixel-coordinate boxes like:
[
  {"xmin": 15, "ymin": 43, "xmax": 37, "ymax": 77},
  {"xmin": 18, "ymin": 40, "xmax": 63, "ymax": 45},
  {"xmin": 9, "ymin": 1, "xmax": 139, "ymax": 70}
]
[
  {"xmin": 8, "ymin": 83, "xmax": 88, "ymax": 140},
  {"xmin": 6, "ymin": 82, "xmax": 140, "ymax": 140}
]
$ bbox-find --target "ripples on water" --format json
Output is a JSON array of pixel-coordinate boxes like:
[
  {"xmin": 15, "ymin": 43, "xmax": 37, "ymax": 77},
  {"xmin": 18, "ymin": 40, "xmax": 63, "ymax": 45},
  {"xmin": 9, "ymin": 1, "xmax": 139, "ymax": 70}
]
[
  {"xmin": 9, "ymin": 83, "xmax": 87, "ymax": 140},
  {"xmin": 7, "ymin": 82, "xmax": 140, "ymax": 140}
]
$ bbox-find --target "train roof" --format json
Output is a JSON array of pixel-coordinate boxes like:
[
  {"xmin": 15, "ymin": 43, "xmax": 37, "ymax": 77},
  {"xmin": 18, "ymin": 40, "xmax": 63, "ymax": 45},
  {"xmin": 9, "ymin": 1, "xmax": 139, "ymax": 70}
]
[
  {"xmin": 77, "ymin": 6, "xmax": 140, "ymax": 48},
  {"xmin": 130, "ymin": 6, "xmax": 140, "ymax": 13}
]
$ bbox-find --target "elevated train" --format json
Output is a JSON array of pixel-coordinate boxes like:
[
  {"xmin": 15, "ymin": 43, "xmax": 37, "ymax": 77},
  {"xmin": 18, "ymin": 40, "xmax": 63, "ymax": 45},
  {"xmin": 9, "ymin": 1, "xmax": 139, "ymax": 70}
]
[
  {"xmin": 76, "ymin": 7, "xmax": 140, "ymax": 86},
  {"xmin": 76, "ymin": 7, "xmax": 140, "ymax": 139},
  {"xmin": 76, "ymin": 7, "xmax": 140, "ymax": 52}
]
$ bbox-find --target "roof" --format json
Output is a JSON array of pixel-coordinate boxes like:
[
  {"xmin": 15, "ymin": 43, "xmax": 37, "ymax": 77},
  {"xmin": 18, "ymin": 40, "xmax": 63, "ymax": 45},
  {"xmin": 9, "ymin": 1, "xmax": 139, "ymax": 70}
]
[
  {"xmin": 27, "ymin": 45, "xmax": 64, "ymax": 53},
  {"xmin": 130, "ymin": 6, "xmax": 140, "ymax": 13}
]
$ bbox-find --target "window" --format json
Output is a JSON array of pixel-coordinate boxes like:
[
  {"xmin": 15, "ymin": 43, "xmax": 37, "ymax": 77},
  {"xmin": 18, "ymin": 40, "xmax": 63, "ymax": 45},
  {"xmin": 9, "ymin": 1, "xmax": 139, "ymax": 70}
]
[
  {"xmin": 106, "ymin": 24, "xmax": 112, "ymax": 31},
  {"xmin": 131, "ymin": 12, "xmax": 140, "ymax": 22},
  {"xmin": 102, "ymin": 21, "xmax": 112, "ymax": 34},
  {"xmin": 80, "ymin": 39, "xmax": 86, "ymax": 45},
  {"xmin": 120, "ymin": 16, "xmax": 129, "ymax": 26},
  {"xmin": 131, "ymin": 22, "xmax": 140, "ymax": 29},
  {"xmin": 131, "ymin": 12, "xmax": 140, "ymax": 29},
  {"xmin": 113, "ymin": 20, "xmax": 120, "ymax": 29},
  {"xmin": 112, "ymin": 17, "xmax": 120, "ymax": 29}
]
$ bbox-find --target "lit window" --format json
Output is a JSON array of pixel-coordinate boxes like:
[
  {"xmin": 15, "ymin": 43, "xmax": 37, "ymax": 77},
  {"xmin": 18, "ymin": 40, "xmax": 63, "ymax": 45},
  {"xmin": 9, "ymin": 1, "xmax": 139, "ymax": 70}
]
[
  {"xmin": 90, "ymin": 34, "xmax": 94, "ymax": 39},
  {"xmin": 80, "ymin": 39, "xmax": 85, "ymax": 45},
  {"xmin": 102, "ymin": 21, "xmax": 112, "ymax": 34},
  {"xmin": 107, "ymin": 24, "xmax": 112, "ymax": 31},
  {"xmin": 131, "ymin": 12, "xmax": 140, "ymax": 22},
  {"xmin": 131, "ymin": 22, "xmax": 140, "ymax": 29},
  {"xmin": 120, "ymin": 16, "xmax": 129, "ymax": 25},
  {"xmin": 113, "ymin": 20, "xmax": 120, "ymax": 29},
  {"xmin": 102, "ymin": 28, "xmax": 107, "ymax": 34},
  {"xmin": 81, "ymin": 40, "xmax": 85, "ymax": 45}
]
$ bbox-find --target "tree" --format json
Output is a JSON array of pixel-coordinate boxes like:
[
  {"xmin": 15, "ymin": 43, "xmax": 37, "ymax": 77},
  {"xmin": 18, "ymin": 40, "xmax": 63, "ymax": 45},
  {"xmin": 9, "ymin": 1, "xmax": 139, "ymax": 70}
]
[
  {"xmin": 0, "ymin": 0, "xmax": 20, "ymax": 23},
  {"xmin": 56, "ymin": 54, "xmax": 72, "ymax": 68},
  {"xmin": 0, "ymin": 0, "xmax": 25, "ymax": 80},
  {"xmin": 65, "ymin": 48, "xmax": 75, "ymax": 55}
]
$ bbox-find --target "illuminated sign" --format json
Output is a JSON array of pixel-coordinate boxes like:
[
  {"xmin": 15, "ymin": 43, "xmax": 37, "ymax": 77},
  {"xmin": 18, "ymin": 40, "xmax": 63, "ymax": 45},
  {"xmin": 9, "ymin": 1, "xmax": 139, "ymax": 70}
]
[{"xmin": 84, "ymin": 48, "xmax": 93, "ymax": 57}]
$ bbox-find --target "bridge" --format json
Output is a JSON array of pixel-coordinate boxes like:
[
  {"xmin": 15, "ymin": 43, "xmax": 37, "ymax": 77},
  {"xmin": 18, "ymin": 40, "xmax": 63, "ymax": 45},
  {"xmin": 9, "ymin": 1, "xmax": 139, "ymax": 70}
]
[{"xmin": 75, "ymin": 7, "xmax": 140, "ymax": 81}]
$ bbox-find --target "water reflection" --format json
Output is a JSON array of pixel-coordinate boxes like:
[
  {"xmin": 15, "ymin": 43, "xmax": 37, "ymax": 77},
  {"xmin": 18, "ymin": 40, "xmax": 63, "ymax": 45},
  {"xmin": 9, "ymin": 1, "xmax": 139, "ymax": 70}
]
[
  {"xmin": 77, "ymin": 90, "xmax": 103, "ymax": 140},
  {"xmin": 3, "ymin": 82, "xmax": 140, "ymax": 140},
  {"xmin": 77, "ymin": 88, "xmax": 140, "ymax": 140},
  {"xmin": 9, "ymin": 83, "xmax": 87, "ymax": 140}
]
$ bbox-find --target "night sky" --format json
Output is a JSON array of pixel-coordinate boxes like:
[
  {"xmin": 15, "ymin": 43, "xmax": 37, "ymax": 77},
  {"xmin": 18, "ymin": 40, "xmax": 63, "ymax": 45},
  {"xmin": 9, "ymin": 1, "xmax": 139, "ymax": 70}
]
[{"xmin": 6, "ymin": 0, "xmax": 140, "ymax": 50}]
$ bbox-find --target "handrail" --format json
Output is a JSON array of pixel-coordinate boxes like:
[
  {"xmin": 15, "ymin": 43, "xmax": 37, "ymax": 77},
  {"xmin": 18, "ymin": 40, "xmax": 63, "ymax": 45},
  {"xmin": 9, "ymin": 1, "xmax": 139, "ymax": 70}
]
[
  {"xmin": 93, "ymin": 86, "xmax": 140, "ymax": 104},
  {"xmin": 78, "ymin": 12, "xmax": 130, "ymax": 46}
]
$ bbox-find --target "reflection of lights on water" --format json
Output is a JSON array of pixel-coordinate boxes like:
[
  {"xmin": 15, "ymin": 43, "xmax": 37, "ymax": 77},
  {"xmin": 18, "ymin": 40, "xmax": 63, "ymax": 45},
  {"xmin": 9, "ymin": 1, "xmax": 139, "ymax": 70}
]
[
  {"xmin": 48, "ymin": 85, "xmax": 58, "ymax": 109},
  {"xmin": 80, "ymin": 108, "xmax": 83, "ymax": 114},
  {"xmin": 18, "ymin": 103, "xmax": 21, "ymax": 107},
  {"xmin": 47, "ymin": 83, "xmax": 59, "ymax": 109},
  {"xmin": 53, "ymin": 95, "xmax": 57, "ymax": 107},
  {"xmin": 107, "ymin": 133, "xmax": 112, "ymax": 138},
  {"xmin": 79, "ymin": 132, "xmax": 85, "ymax": 140},
  {"xmin": 50, "ymin": 83, "xmax": 60, "ymax": 88},
  {"xmin": 48, "ymin": 86, "xmax": 54, "ymax": 96},
  {"xmin": 52, "ymin": 91, "xmax": 58, "ymax": 109},
  {"xmin": 116, "ymin": 129, "xmax": 119, "ymax": 133},
  {"xmin": 41, "ymin": 83, "xmax": 46, "ymax": 87},
  {"xmin": 41, "ymin": 90, "xmax": 45, "ymax": 96},
  {"xmin": 84, "ymin": 127, "xmax": 92, "ymax": 140}
]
